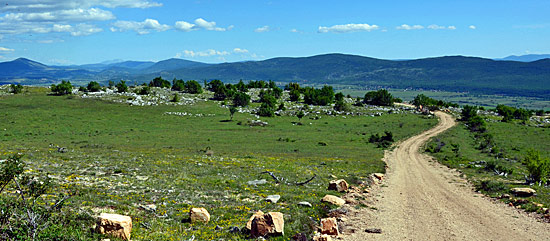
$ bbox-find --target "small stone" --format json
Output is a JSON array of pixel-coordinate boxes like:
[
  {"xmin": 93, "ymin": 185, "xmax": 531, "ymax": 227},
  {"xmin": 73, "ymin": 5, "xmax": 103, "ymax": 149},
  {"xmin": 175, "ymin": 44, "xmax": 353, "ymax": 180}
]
[
  {"xmin": 322, "ymin": 195, "xmax": 346, "ymax": 206},
  {"xmin": 328, "ymin": 179, "xmax": 349, "ymax": 192},
  {"xmin": 190, "ymin": 208, "xmax": 210, "ymax": 223},
  {"xmin": 365, "ymin": 228, "xmax": 382, "ymax": 233},
  {"xmin": 337, "ymin": 217, "xmax": 348, "ymax": 222},
  {"xmin": 373, "ymin": 173, "xmax": 384, "ymax": 180},
  {"xmin": 136, "ymin": 175, "xmax": 148, "ymax": 181},
  {"xmin": 228, "ymin": 226, "xmax": 241, "ymax": 233},
  {"xmin": 95, "ymin": 213, "xmax": 132, "ymax": 241},
  {"xmin": 320, "ymin": 217, "xmax": 339, "ymax": 236},
  {"xmin": 205, "ymin": 150, "xmax": 214, "ymax": 156},
  {"xmin": 543, "ymin": 208, "xmax": 549, "ymax": 214},
  {"xmin": 298, "ymin": 201, "xmax": 312, "ymax": 207},
  {"xmin": 247, "ymin": 179, "xmax": 267, "ymax": 185},
  {"xmin": 511, "ymin": 187, "xmax": 536, "ymax": 197},
  {"xmin": 313, "ymin": 234, "xmax": 332, "ymax": 241},
  {"xmin": 139, "ymin": 204, "xmax": 156, "ymax": 212},
  {"xmin": 265, "ymin": 195, "xmax": 281, "ymax": 203},
  {"xmin": 215, "ymin": 225, "xmax": 222, "ymax": 231},
  {"xmin": 500, "ymin": 194, "xmax": 510, "ymax": 199}
]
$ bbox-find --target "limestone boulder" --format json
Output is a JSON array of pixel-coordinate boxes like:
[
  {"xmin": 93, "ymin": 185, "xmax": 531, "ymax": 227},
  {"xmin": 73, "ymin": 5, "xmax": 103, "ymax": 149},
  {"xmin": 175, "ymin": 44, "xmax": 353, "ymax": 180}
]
[
  {"xmin": 95, "ymin": 213, "xmax": 132, "ymax": 241},
  {"xmin": 320, "ymin": 217, "xmax": 339, "ymax": 236},
  {"xmin": 322, "ymin": 195, "xmax": 346, "ymax": 206},
  {"xmin": 511, "ymin": 187, "xmax": 536, "ymax": 197},
  {"xmin": 328, "ymin": 179, "xmax": 349, "ymax": 192},
  {"xmin": 190, "ymin": 207, "xmax": 210, "ymax": 223},
  {"xmin": 249, "ymin": 212, "xmax": 284, "ymax": 238}
]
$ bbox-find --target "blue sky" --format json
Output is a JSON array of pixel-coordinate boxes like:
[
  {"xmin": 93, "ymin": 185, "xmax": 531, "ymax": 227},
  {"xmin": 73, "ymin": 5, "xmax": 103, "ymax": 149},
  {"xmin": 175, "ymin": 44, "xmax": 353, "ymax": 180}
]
[{"xmin": 0, "ymin": 0, "xmax": 549, "ymax": 65}]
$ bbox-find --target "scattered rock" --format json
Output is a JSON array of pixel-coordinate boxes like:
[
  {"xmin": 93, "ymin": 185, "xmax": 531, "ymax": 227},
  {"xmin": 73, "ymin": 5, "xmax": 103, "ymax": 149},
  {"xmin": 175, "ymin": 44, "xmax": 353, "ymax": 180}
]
[
  {"xmin": 322, "ymin": 195, "xmax": 346, "ymax": 206},
  {"xmin": 247, "ymin": 179, "xmax": 267, "ymax": 185},
  {"xmin": 250, "ymin": 212, "xmax": 284, "ymax": 238},
  {"xmin": 57, "ymin": 147, "xmax": 68, "ymax": 153},
  {"xmin": 337, "ymin": 217, "xmax": 348, "ymax": 222},
  {"xmin": 373, "ymin": 173, "xmax": 384, "ymax": 180},
  {"xmin": 313, "ymin": 234, "xmax": 332, "ymax": 241},
  {"xmin": 328, "ymin": 179, "xmax": 349, "ymax": 192},
  {"xmin": 511, "ymin": 188, "xmax": 536, "ymax": 197},
  {"xmin": 265, "ymin": 195, "xmax": 281, "ymax": 203},
  {"xmin": 298, "ymin": 201, "xmax": 312, "ymax": 207},
  {"xmin": 190, "ymin": 208, "xmax": 210, "ymax": 223},
  {"xmin": 228, "ymin": 226, "xmax": 241, "ymax": 233},
  {"xmin": 139, "ymin": 204, "xmax": 156, "ymax": 213},
  {"xmin": 136, "ymin": 176, "xmax": 149, "ymax": 181},
  {"xmin": 205, "ymin": 150, "xmax": 214, "ymax": 156},
  {"xmin": 500, "ymin": 194, "xmax": 511, "ymax": 199},
  {"xmin": 365, "ymin": 227, "xmax": 382, "ymax": 233},
  {"xmin": 543, "ymin": 208, "xmax": 548, "ymax": 214},
  {"xmin": 292, "ymin": 232, "xmax": 308, "ymax": 241},
  {"xmin": 327, "ymin": 208, "xmax": 349, "ymax": 218},
  {"xmin": 320, "ymin": 217, "xmax": 339, "ymax": 236},
  {"xmin": 95, "ymin": 213, "xmax": 132, "ymax": 241}
]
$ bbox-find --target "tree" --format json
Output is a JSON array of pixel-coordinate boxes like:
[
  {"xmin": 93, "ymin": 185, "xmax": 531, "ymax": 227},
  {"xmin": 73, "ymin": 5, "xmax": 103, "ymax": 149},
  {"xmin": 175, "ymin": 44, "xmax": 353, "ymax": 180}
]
[
  {"xmin": 86, "ymin": 81, "xmax": 101, "ymax": 92},
  {"xmin": 467, "ymin": 115, "xmax": 487, "ymax": 133},
  {"xmin": 257, "ymin": 103, "xmax": 274, "ymax": 117},
  {"xmin": 260, "ymin": 93, "xmax": 277, "ymax": 109},
  {"xmin": 496, "ymin": 104, "xmax": 514, "ymax": 122},
  {"xmin": 172, "ymin": 79, "xmax": 185, "ymax": 91},
  {"xmin": 232, "ymin": 91, "xmax": 250, "ymax": 107},
  {"xmin": 229, "ymin": 106, "xmax": 237, "ymax": 120},
  {"xmin": 50, "ymin": 80, "xmax": 73, "ymax": 95},
  {"xmin": 284, "ymin": 82, "xmax": 300, "ymax": 91},
  {"xmin": 116, "ymin": 80, "xmax": 128, "ymax": 93},
  {"xmin": 185, "ymin": 80, "xmax": 203, "ymax": 94},
  {"xmin": 10, "ymin": 84, "xmax": 23, "ymax": 94},
  {"xmin": 303, "ymin": 85, "xmax": 334, "ymax": 106},
  {"xmin": 363, "ymin": 89, "xmax": 394, "ymax": 106},
  {"xmin": 513, "ymin": 108, "xmax": 531, "ymax": 121},
  {"xmin": 296, "ymin": 110, "xmax": 305, "ymax": 122},
  {"xmin": 149, "ymin": 76, "xmax": 171, "ymax": 88},
  {"xmin": 171, "ymin": 93, "xmax": 180, "ymax": 102},
  {"xmin": 235, "ymin": 80, "xmax": 247, "ymax": 92},
  {"xmin": 213, "ymin": 84, "xmax": 229, "ymax": 101},
  {"xmin": 138, "ymin": 86, "xmax": 151, "ymax": 95},
  {"xmin": 108, "ymin": 80, "xmax": 115, "ymax": 88},
  {"xmin": 207, "ymin": 79, "xmax": 224, "ymax": 92},
  {"xmin": 289, "ymin": 89, "xmax": 301, "ymax": 102}
]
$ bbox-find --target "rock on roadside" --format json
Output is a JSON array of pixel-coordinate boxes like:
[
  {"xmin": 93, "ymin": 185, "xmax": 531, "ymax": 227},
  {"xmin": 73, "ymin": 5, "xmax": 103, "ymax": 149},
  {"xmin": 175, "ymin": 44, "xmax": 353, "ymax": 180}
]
[
  {"xmin": 322, "ymin": 195, "xmax": 346, "ymax": 206},
  {"xmin": 320, "ymin": 217, "xmax": 339, "ymax": 236},
  {"xmin": 511, "ymin": 187, "xmax": 536, "ymax": 197},
  {"xmin": 247, "ymin": 211, "xmax": 284, "ymax": 238},
  {"xmin": 190, "ymin": 207, "xmax": 210, "ymax": 223},
  {"xmin": 328, "ymin": 179, "xmax": 349, "ymax": 192}
]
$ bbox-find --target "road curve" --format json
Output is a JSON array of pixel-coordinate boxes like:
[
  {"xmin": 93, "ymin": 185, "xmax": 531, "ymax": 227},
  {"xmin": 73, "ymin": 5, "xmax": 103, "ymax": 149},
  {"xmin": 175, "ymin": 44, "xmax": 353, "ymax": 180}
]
[{"xmin": 343, "ymin": 111, "xmax": 549, "ymax": 241}]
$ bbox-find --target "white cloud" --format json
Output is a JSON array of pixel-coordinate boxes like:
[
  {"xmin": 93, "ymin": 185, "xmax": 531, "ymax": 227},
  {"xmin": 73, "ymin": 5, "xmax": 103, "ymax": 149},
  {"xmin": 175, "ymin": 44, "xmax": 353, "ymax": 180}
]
[
  {"xmin": 70, "ymin": 23, "xmax": 102, "ymax": 36},
  {"xmin": 448, "ymin": 25, "xmax": 456, "ymax": 30},
  {"xmin": 254, "ymin": 25, "xmax": 271, "ymax": 33},
  {"xmin": 426, "ymin": 24, "xmax": 456, "ymax": 30},
  {"xmin": 469, "ymin": 25, "xmax": 476, "ymax": 30},
  {"xmin": 0, "ymin": 0, "xmax": 162, "ymax": 12},
  {"xmin": 0, "ymin": 47, "xmax": 14, "ymax": 52},
  {"xmin": 111, "ymin": 19, "xmax": 170, "ymax": 34},
  {"xmin": 397, "ymin": 24, "xmax": 424, "ymax": 30},
  {"xmin": 183, "ymin": 49, "xmax": 230, "ymax": 58},
  {"xmin": 233, "ymin": 48, "xmax": 249, "ymax": 53},
  {"xmin": 174, "ymin": 18, "xmax": 231, "ymax": 32},
  {"xmin": 318, "ymin": 23, "xmax": 379, "ymax": 33}
]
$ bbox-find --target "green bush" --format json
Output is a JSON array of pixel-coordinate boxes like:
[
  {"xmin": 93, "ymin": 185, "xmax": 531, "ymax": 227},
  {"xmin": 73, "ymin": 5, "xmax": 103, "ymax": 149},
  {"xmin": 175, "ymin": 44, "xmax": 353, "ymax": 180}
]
[
  {"xmin": 185, "ymin": 80, "xmax": 203, "ymax": 94},
  {"xmin": 115, "ymin": 80, "xmax": 128, "ymax": 93},
  {"xmin": 50, "ymin": 81, "xmax": 73, "ymax": 95},
  {"xmin": 149, "ymin": 76, "xmax": 171, "ymax": 88},
  {"xmin": 363, "ymin": 89, "xmax": 395, "ymax": 106},
  {"xmin": 172, "ymin": 79, "xmax": 185, "ymax": 91},
  {"xmin": 86, "ymin": 81, "xmax": 101, "ymax": 92},
  {"xmin": 523, "ymin": 150, "xmax": 550, "ymax": 185},
  {"xmin": 369, "ymin": 131, "xmax": 394, "ymax": 148},
  {"xmin": 475, "ymin": 180, "xmax": 507, "ymax": 193},
  {"xmin": 139, "ymin": 86, "xmax": 151, "ymax": 95},
  {"xmin": 10, "ymin": 84, "xmax": 24, "ymax": 94},
  {"xmin": 257, "ymin": 103, "xmax": 275, "ymax": 117},
  {"xmin": 232, "ymin": 91, "xmax": 250, "ymax": 107}
]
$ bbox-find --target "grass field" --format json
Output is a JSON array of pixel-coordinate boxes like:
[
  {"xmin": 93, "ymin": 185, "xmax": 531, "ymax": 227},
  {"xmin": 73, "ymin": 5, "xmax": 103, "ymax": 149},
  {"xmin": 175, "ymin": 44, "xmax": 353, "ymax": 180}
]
[
  {"xmin": 0, "ymin": 87, "xmax": 437, "ymax": 240},
  {"xmin": 426, "ymin": 117, "xmax": 550, "ymax": 211}
]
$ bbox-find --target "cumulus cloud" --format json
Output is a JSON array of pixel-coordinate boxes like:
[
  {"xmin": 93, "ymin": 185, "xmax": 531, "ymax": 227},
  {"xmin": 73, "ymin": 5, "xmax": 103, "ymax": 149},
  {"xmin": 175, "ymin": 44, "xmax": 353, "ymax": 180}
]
[
  {"xmin": 254, "ymin": 25, "xmax": 271, "ymax": 33},
  {"xmin": 176, "ymin": 48, "xmax": 255, "ymax": 60},
  {"xmin": 0, "ymin": 0, "xmax": 161, "ymax": 37},
  {"xmin": 469, "ymin": 25, "xmax": 476, "ymax": 30},
  {"xmin": 318, "ymin": 23, "xmax": 379, "ymax": 33},
  {"xmin": 447, "ymin": 25, "xmax": 456, "ymax": 30},
  {"xmin": 111, "ymin": 19, "xmax": 170, "ymax": 34},
  {"xmin": 427, "ymin": 24, "xmax": 456, "ymax": 30},
  {"xmin": 174, "ymin": 18, "xmax": 232, "ymax": 32},
  {"xmin": 396, "ymin": 24, "xmax": 424, "ymax": 30},
  {"xmin": 0, "ymin": 47, "xmax": 14, "ymax": 52},
  {"xmin": 183, "ymin": 49, "xmax": 230, "ymax": 58},
  {"xmin": 233, "ymin": 48, "xmax": 249, "ymax": 53}
]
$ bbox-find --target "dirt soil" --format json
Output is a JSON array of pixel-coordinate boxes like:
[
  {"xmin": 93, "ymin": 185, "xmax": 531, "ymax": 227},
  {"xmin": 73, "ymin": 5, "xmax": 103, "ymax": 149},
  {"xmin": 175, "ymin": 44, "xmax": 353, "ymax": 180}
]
[{"xmin": 342, "ymin": 111, "xmax": 550, "ymax": 240}]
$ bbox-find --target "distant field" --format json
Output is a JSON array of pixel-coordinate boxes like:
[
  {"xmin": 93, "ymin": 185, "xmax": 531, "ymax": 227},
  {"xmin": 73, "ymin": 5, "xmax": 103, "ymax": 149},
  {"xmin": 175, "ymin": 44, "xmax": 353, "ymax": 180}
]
[
  {"xmin": 0, "ymin": 87, "xmax": 437, "ymax": 240},
  {"xmin": 335, "ymin": 87, "xmax": 550, "ymax": 111}
]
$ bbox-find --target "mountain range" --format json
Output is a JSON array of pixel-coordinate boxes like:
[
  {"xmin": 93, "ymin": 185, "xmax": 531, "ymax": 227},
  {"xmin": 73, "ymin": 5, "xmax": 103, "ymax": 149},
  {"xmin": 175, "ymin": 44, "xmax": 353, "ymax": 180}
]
[{"xmin": 1, "ymin": 54, "xmax": 549, "ymax": 98}]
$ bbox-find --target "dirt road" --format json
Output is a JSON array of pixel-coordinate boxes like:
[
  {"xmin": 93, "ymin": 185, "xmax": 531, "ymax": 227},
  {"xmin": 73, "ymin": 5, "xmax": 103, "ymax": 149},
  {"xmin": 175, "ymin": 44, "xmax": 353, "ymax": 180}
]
[{"xmin": 343, "ymin": 111, "xmax": 549, "ymax": 240}]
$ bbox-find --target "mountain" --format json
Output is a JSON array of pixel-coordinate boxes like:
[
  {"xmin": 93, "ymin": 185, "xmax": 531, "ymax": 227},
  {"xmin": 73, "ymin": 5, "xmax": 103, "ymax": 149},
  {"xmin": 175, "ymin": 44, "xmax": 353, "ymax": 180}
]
[
  {"xmin": 1, "ymin": 54, "xmax": 549, "ymax": 98},
  {"xmin": 497, "ymin": 54, "xmax": 550, "ymax": 62}
]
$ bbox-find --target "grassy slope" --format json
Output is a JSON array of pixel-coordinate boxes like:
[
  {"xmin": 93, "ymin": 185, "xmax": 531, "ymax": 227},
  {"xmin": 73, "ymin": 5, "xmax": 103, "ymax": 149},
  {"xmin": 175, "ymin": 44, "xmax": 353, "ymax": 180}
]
[
  {"xmin": 427, "ymin": 119, "xmax": 550, "ymax": 211},
  {"xmin": 0, "ymin": 88, "xmax": 437, "ymax": 240}
]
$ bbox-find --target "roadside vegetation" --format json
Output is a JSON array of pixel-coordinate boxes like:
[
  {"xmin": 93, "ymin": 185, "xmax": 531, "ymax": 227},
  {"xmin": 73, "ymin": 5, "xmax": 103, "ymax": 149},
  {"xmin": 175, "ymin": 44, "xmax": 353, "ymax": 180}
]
[{"xmin": 0, "ymin": 82, "xmax": 437, "ymax": 240}]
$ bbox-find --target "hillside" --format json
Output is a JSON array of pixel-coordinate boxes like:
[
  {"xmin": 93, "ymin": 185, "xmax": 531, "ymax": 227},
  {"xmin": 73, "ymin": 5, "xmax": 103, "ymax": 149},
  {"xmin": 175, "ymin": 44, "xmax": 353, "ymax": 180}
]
[
  {"xmin": 497, "ymin": 54, "xmax": 550, "ymax": 62},
  {"xmin": 1, "ymin": 54, "xmax": 550, "ymax": 98}
]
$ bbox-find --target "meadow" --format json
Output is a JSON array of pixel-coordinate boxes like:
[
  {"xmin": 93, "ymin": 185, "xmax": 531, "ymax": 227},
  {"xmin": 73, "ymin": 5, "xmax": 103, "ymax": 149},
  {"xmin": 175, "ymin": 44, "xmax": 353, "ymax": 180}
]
[{"xmin": 0, "ymin": 86, "xmax": 437, "ymax": 240}]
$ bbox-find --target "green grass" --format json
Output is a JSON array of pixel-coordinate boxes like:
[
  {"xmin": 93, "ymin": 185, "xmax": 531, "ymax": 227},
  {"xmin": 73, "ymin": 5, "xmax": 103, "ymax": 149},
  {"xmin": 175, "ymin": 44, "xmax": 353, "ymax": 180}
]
[
  {"xmin": 0, "ymin": 87, "xmax": 437, "ymax": 240},
  {"xmin": 427, "ymin": 117, "xmax": 550, "ymax": 211}
]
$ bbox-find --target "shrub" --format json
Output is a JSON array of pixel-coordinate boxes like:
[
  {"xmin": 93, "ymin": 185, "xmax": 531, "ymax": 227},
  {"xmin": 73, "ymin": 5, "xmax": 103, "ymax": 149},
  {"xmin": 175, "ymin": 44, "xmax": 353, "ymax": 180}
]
[
  {"xmin": 171, "ymin": 93, "xmax": 180, "ymax": 102},
  {"xmin": 86, "ymin": 81, "xmax": 101, "ymax": 92},
  {"xmin": 185, "ymin": 80, "xmax": 203, "ymax": 94},
  {"xmin": 363, "ymin": 89, "xmax": 394, "ymax": 106},
  {"xmin": 116, "ymin": 80, "xmax": 128, "ymax": 93},
  {"xmin": 172, "ymin": 79, "xmax": 185, "ymax": 91},
  {"xmin": 461, "ymin": 105, "xmax": 478, "ymax": 121},
  {"xmin": 235, "ymin": 80, "xmax": 247, "ymax": 92},
  {"xmin": 289, "ymin": 89, "xmax": 301, "ymax": 102},
  {"xmin": 229, "ymin": 106, "xmax": 237, "ymax": 120},
  {"xmin": 50, "ymin": 80, "xmax": 73, "ymax": 95},
  {"xmin": 138, "ymin": 86, "xmax": 151, "ymax": 95},
  {"xmin": 213, "ymin": 85, "xmax": 229, "ymax": 101},
  {"xmin": 369, "ymin": 131, "xmax": 394, "ymax": 148},
  {"xmin": 149, "ymin": 76, "xmax": 171, "ymax": 88},
  {"xmin": 207, "ymin": 79, "xmax": 225, "ymax": 92},
  {"xmin": 475, "ymin": 180, "xmax": 507, "ymax": 193},
  {"xmin": 303, "ymin": 86, "xmax": 334, "ymax": 106},
  {"xmin": 296, "ymin": 110, "xmax": 305, "ymax": 122},
  {"xmin": 257, "ymin": 103, "xmax": 274, "ymax": 117},
  {"xmin": 523, "ymin": 150, "xmax": 550, "ymax": 185},
  {"xmin": 10, "ymin": 84, "xmax": 23, "ymax": 94},
  {"xmin": 232, "ymin": 91, "xmax": 250, "ymax": 107}
]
